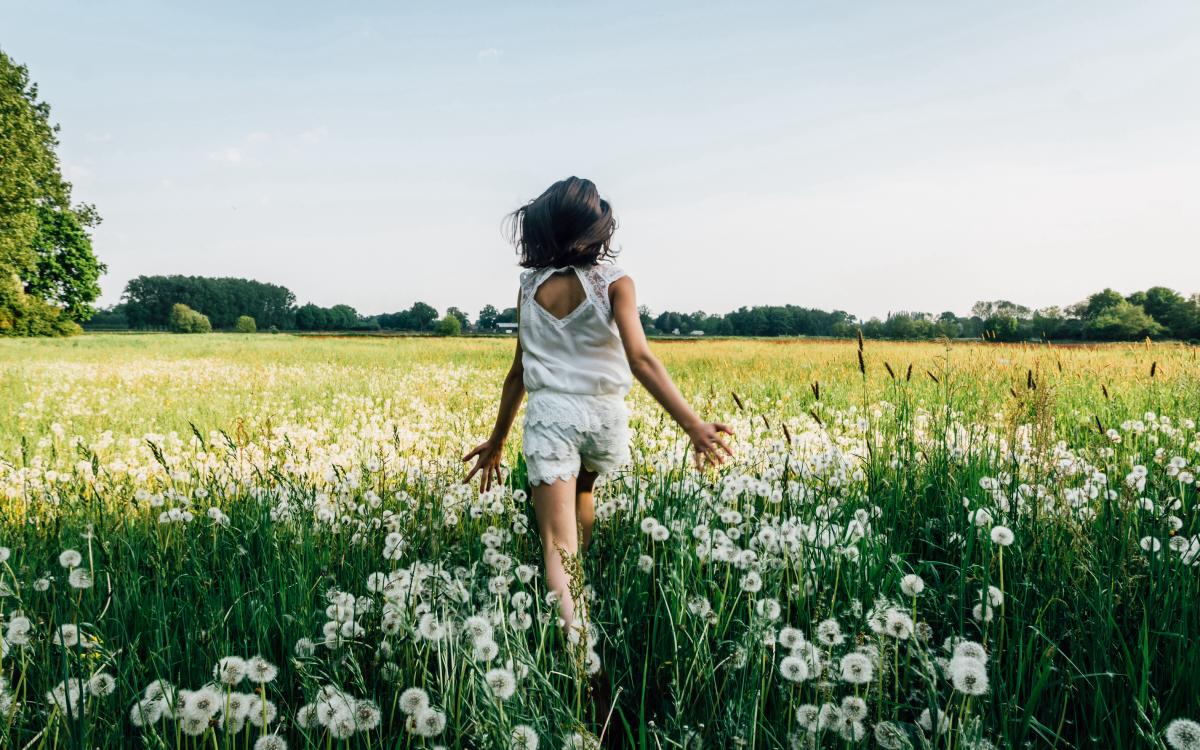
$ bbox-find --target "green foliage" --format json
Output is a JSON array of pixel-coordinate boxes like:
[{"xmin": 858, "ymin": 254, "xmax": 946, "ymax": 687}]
[
  {"xmin": 123, "ymin": 275, "xmax": 294, "ymax": 329},
  {"xmin": 476, "ymin": 304, "xmax": 499, "ymax": 331},
  {"xmin": 1085, "ymin": 300, "xmax": 1163, "ymax": 340},
  {"xmin": 0, "ymin": 48, "xmax": 104, "ymax": 335},
  {"xmin": 233, "ymin": 315, "xmax": 256, "ymax": 333},
  {"xmin": 167, "ymin": 303, "xmax": 212, "ymax": 333},
  {"xmin": 435, "ymin": 313, "xmax": 462, "ymax": 336},
  {"xmin": 378, "ymin": 301, "xmax": 439, "ymax": 331}
]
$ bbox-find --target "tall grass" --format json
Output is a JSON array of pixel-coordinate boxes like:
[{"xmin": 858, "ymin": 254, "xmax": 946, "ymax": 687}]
[{"xmin": 0, "ymin": 334, "xmax": 1197, "ymax": 748}]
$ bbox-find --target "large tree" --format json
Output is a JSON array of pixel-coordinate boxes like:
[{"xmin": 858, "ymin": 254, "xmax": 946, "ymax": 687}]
[{"xmin": 0, "ymin": 49, "xmax": 104, "ymax": 334}]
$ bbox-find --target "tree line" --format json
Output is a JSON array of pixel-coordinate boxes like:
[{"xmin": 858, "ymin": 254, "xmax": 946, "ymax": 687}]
[{"xmin": 88, "ymin": 275, "xmax": 1200, "ymax": 343}]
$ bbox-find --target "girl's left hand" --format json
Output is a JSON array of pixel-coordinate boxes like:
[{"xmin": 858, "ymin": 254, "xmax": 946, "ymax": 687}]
[{"xmin": 462, "ymin": 439, "xmax": 505, "ymax": 492}]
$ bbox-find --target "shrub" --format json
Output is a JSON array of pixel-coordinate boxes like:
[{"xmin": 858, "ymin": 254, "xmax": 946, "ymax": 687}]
[
  {"xmin": 168, "ymin": 303, "xmax": 212, "ymax": 334},
  {"xmin": 435, "ymin": 314, "xmax": 461, "ymax": 337},
  {"xmin": 234, "ymin": 315, "xmax": 257, "ymax": 333}
]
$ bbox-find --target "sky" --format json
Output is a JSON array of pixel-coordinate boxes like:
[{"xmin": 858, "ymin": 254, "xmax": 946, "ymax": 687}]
[{"xmin": 4, "ymin": 1, "xmax": 1199, "ymax": 320}]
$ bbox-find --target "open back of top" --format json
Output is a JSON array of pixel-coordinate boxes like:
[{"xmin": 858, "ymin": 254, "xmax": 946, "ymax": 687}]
[{"xmin": 517, "ymin": 263, "xmax": 632, "ymax": 397}]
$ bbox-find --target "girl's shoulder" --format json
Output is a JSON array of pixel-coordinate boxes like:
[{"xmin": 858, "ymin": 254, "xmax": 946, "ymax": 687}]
[{"xmin": 584, "ymin": 262, "xmax": 628, "ymax": 285}]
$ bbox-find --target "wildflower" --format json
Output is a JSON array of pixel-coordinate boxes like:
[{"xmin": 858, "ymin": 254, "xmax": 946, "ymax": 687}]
[
  {"xmin": 485, "ymin": 667, "xmax": 517, "ymax": 700},
  {"xmin": 87, "ymin": 672, "xmax": 117, "ymax": 697},
  {"xmin": 839, "ymin": 652, "xmax": 874, "ymax": 684},
  {"xmin": 0, "ymin": 547, "xmax": 9, "ymax": 563},
  {"xmin": 511, "ymin": 724, "xmax": 540, "ymax": 750},
  {"xmin": 899, "ymin": 574, "xmax": 924, "ymax": 596},
  {"xmin": 795, "ymin": 703, "xmax": 820, "ymax": 730},
  {"xmin": 883, "ymin": 609, "xmax": 914, "ymax": 640},
  {"xmin": 58, "ymin": 549, "xmax": 82, "ymax": 569},
  {"xmin": 1140, "ymin": 536, "xmax": 1162, "ymax": 553},
  {"xmin": 354, "ymin": 699, "xmax": 381, "ymax": 731},
  {"xmin": 246, "ymin": 695, "xmax": 278, "ymax": 727},
  {"xmin": 1166, "ymin": 719, "xmax": 1200, "ymax": 750},
  {"xmin": 779, "ymin": 655, "xmax": 809, "ymax": 682},
  {"xmin": 215, "ymin": 656, "xmax": 248, "ymax": 685},
  {"xmin": 840, "ymin": 695, "xmax": 867, "ymax": 721},
  {"xmin": 399, "ymin": 687, "xmax": 430, "ymax": 716},
  {"xmin": 246, "ymin": 655, "xmax": 278, "ymax": 684},
  {"xmin": 638, "ymin": 554, "xmax": 654, "ymax": 573},
  {"xmin": 463, "ymin": 615, "xmax": 493, "ymax": 642},
  {"xmin": 739, "ymin": 571, "xmax": 763, "ymax": 593},
  {"xmin": 67, "ymin": 567, "xmax": 93, "ymax": 589},
  {"xmin": 756, "ymin": 598, "xmax": 782, "ymax": 621},
  {"xmin": 254, "ymin": 736, "xmax": 287, "ymax": 750},
  {"xmin": 953, "ymin": 640, "xmax": 988, "ymax": 663},
  {"xmin": 411, "ymin": 706, "xmax": 447, "ymax": 737},
  {"xmin": 295, "ymin": 703, "xmax": 318, "ymax": 729},
  {"xmin": 949, "ymin": 655, "xmax": 989, "ymax": 695},
  {"xmin": 129, "ymin": 697, "xmax": 165, "ymax": 727},
  {"xmin": 473, "ymin": 637, "xmax": 500, "ymax": 662},
  {"xmin": 816, "ymin": 618, "xmax": 844, "ymax": 647},
  {"xmin": 874, "ymin": 721, "xmax": 909, "ymax": 749},
  {"xmin": 778, "ymin": 626, "xmax": 805, "ymax": 649},
  {"xmin": 989, "ymin": 525, "xmax": 1014, "ymax": 546},
  {"xmin": 52, "ymin": 624, "xmax": 80, "ymax": 648},
  {"xmin": 918, "ymin": 707, "xmax": 950, "ymax": 735}
]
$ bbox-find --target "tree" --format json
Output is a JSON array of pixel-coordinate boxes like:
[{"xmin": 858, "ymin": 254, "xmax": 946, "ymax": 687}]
[
  {"xmin": 1082, "ymin": 288, "xmax": 1125, "ymax": 320},
  {"xmin": 1, "ymin": 49, "xmax": 104, "ymax": 335},
  {"xmin": 408, "ymin": 302, "xmax": 438, "ymax": 331},
  {"xmin": 234, "ymin": 315, "xmax": 256, "ymax": 333},
  {"xmin": 477, "ymin": 304, "xmax": 499, "ymax": 332},
  {"xmin": 435, "ymin": 314, "xmax": 461, "ymax": 336},
  {"xmin": 122, "ymin": 275, "xmax": 295, "ymax": 329},
  {"xmin": 168, "ymin": 303, "xmax": 212, "ymax": 333},
  {"xmin": 26, "ymin": 203, "xmax": 105, "ymax": 322},
  {"xmin": 446, "ymin": 306, "xmax": 470, "ymax": 330},
  {"xmin": 1084, "ymin": 300, "xmax": 1162, "ymax": 340}
]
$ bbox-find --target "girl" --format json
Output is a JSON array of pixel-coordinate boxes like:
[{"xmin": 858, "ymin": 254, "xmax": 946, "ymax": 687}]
[{"xmin": 463, "ymin": 176, "xmax": 733, "ymax": 629}]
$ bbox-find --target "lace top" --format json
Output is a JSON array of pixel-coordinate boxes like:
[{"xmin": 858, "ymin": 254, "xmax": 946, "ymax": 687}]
[{"xmin": 518, "ymin": 263, "xmax": 632, "ymax": 396}]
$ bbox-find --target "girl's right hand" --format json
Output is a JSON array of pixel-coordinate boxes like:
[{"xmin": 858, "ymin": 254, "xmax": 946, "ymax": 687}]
[
  {"xmin": 462, "ymin": 439, "xmax": 504, "ymax": 492},
  {"xmin": 685, "ymin": 421, "xmax": 734, "ymax": 468}
]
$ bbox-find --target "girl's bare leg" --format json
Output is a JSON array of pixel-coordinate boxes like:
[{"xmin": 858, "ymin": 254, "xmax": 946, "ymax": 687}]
[
  {"xmin": 576, "ymin": 468, "xmax": 598, "ymax": 552},
  {"xmin": 532, "ymin": 476, "xmax": 580, "ymax": 626}
]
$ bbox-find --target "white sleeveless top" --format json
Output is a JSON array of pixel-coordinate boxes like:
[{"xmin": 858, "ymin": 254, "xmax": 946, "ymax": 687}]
[{"xmin": 518, "ymin": 263, "xmax": 632, "ymax": 397}]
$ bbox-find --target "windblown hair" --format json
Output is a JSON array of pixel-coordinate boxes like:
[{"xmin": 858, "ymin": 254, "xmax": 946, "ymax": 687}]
[{"xmin": 507, "ymin": 177, "xmax": 617, "ymax": 269}]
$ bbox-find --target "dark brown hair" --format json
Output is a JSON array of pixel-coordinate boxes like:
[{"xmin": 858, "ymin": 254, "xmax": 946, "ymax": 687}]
[{"xmin": 507, "ymin": 177, "xmax": 617, "ymax": 269}]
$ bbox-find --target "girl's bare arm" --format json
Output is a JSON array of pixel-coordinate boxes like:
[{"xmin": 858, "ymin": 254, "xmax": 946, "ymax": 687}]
[
  {"xmin": 610, "ymin": 276, "xmax": 733, "ymax": 467},
  {"xmin": 463, "ymin": 295, "xmax": 526, "ymax": 491}
]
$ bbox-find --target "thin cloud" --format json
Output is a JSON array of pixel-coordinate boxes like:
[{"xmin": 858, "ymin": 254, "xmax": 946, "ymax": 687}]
[
  {"xmin": 207, "ymin": 147, "xmax": 243, "ymax": 164},
  {"xmin": 298, "ymin": 126, "xmax": 328, "ymax": 144}
]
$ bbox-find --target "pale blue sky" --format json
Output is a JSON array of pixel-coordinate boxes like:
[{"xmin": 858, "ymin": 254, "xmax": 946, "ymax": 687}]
[{"xmin": 4, "ymin": 1, "xmax": 1199, "ymax": 319}]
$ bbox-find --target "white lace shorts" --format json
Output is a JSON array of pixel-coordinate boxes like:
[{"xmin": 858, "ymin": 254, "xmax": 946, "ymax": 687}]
[{"xmin": 522, "ymin": 391, "xmax": 630, "ymax": 486}]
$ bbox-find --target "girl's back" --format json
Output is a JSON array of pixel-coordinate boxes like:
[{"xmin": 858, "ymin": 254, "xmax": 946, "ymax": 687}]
[{"xmin": 518, "ymin": 262, "xmax": 631, "ymax": 397}]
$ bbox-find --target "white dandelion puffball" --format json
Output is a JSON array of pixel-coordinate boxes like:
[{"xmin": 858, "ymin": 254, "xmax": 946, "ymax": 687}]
[
  {"xmin": 795, "ymin": 703, "xmax": 820, "ymax": 730},
  {"xmin": 1166, "ymin": 719, "xmax": 1200, "ymax": 750},
  {"xmin": 949, "ymin": 655, "xmax": 990, "ymax": 695},
  {"xmin": 399, "ymin": 687, "xmax": 430, "ymax": 716},
  {"xmin": 254, "ymin": 736, "xmax": 287, "ymax": 750},
  {"xmin": 778, "ymin": 655, "xmax": 809, "ymax": 682},
  {"xmin": 816, "ymin": 618, "xmax": 844, "ymax": 646},
  {"xmin": 58, "ymin": 549, "xmax": 82, "ymax": 569},
  {"xmin": 840, "ymin": 695, "xmax": 867, "ymax": 722},
  {"xmin": 874, "ymin": 720, "xmax": 909, "ymax": 750},
  {"xmin": 839, "ymin": 652, "xmax": 874, "ymax": 684},
  {"xmin": 87, "ymin": 672, "xmax": 117, "ymax": 697},
  {"xmin": 67, "ymin": 568, "xmax": 93, "ymax": 589},
  {"xmin": 511, "ymin": 724, "xmax": 540, "ymax": 750},
  {"xmin": 900, "ymin": 574, "xmax": 925, "ymax": 596},
  {"xmin": 246, "ymin": 655, "xmax": 278, "ymax": 684},
  {"xmin": 637, "ymin": 554, "xmax": 654, "ymax": 573},
  {"xmin": 354, "ymin": 700, "xmax": 382, "ymax": 731},
  {"xmin": 215, "ymin": 656, "xmax": 248, "ymax": 685},
  {"xmin": 989, "ymin": 525, "xmax": 1015, "ymax": 546},
  {"xmin": 1140, "ymin": 536, "xmax": 1162, "ymax": 553},
  {"xmin": 485, "ymin": 667, "xmax": 517, "ymax": 700},
  {"xmin": 953, "ymin": 640, "xmax": 989, "ymax": 664}
]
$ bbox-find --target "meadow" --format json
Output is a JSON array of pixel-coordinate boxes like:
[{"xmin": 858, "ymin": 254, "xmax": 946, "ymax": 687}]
[{"xmin": 0, "ymin": 333, "xmax": 1198, "ymax": 749}]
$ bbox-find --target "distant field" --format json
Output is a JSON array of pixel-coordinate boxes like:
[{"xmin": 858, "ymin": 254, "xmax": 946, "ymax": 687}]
[{"xmin": 0, "ymin": 334, "xmax": 1197, "ymax": 748}]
